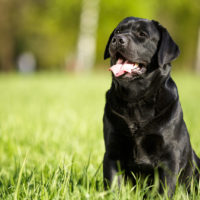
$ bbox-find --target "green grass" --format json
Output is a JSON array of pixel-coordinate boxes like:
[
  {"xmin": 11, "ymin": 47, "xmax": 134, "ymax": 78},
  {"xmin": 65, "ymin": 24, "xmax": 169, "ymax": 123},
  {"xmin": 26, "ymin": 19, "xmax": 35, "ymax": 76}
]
[{"xmin": 0, "ymin": 72, "xmax": 200, "ymax": 199}]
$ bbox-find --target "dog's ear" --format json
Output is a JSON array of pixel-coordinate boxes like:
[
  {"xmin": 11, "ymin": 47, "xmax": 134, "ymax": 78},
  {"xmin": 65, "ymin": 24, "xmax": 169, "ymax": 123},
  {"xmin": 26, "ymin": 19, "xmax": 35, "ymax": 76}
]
[
  {"xmin": 104, "ymin": 29, "xmax": 115, "ymax": 60},
  {"xmin": 153, "ymin": 20, "xmax": 180, "ymax": 67}
]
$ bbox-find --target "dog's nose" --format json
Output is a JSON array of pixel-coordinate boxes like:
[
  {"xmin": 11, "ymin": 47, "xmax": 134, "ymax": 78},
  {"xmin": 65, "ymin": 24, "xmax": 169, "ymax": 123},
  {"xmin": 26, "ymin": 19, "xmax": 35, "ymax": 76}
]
[{"xmin": 111, "ymin": 35, "xmax": 127, "ymax": 47}]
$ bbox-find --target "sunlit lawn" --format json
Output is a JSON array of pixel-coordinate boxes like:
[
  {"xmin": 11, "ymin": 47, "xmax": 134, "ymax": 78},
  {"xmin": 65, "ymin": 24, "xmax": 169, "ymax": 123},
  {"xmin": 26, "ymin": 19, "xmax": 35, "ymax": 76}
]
[{"xmin": 0, "ymin": 72, "xmax": 200, "ymax": 199}]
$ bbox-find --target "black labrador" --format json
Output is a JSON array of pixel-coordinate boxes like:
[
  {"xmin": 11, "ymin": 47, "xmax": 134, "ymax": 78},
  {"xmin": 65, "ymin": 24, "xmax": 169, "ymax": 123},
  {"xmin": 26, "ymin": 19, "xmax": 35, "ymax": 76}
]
[{"xmin": 103, "ymin": 17, "xmax": 200, "ymax": 196}]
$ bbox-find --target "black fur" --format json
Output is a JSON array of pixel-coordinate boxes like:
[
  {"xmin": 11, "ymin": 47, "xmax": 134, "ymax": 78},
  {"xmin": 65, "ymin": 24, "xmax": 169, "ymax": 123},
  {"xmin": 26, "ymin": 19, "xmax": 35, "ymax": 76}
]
[{"xmin": 103, "ymin": 17, "xmax": 200, "ymax": 197}]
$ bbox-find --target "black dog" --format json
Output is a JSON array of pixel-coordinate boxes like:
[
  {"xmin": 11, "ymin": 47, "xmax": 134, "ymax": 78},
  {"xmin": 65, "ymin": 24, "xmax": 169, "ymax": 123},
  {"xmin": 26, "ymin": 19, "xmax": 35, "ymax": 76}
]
[{"xmin": 103, "ymin": 17, "xmax": 200, "ymax": 196}]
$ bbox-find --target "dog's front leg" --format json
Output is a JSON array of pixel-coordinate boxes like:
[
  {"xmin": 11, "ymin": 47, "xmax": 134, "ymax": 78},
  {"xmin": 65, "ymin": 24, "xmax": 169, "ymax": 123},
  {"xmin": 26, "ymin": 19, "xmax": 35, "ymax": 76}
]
[
  {"xmin": 158, "ymin": 166, "xmax": 178, "ymax": 197},
  {"xmin": 103, "ymin": 153, "xmax": 123, "ymax": 189}
]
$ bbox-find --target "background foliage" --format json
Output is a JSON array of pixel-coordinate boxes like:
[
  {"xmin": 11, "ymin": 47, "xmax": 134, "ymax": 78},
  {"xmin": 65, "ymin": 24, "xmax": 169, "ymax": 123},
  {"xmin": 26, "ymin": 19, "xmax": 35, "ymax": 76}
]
[{"xmin": 0, "ymin": 0, "xmax": 200, "ymax": 71}]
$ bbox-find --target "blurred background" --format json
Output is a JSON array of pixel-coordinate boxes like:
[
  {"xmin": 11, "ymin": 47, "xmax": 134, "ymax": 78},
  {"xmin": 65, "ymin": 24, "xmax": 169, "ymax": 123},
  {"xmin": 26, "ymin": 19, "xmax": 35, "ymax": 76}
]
[{"xmin": 0, "ymin": 0, "xmax": 200, "ymax": 73}]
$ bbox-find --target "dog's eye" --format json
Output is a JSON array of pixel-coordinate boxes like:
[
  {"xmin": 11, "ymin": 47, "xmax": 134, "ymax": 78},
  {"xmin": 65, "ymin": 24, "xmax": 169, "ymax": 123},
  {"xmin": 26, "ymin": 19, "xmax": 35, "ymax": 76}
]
[
  {"xmin": 138, "ymin": 31, "xmax": 147, "ymax": 37},
  {"xmin": 116, "ymin": 30, "xmax": 120, "ymax": 34}
]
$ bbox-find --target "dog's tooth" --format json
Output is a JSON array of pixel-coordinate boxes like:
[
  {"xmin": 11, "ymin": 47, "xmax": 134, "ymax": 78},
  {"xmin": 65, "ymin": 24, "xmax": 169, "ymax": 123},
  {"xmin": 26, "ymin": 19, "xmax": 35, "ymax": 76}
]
[
  {"xmin": 132, "ymin": 65, "xmax": 138, "ymax": 69},
  {"xmin": 117, "ymin": 58, "xmax": 123, "ymax": 64},
  {"xmin": 135, "ymin": 63, "xmax": 139, "ymax": 67}
]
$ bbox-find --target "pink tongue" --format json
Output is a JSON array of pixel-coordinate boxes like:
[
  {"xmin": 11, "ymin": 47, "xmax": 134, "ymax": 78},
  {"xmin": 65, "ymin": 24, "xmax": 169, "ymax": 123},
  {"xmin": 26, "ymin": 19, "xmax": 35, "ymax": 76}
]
[{"xmin": 109, "ymin": 59, "xmax": 137, "ymax": 77}]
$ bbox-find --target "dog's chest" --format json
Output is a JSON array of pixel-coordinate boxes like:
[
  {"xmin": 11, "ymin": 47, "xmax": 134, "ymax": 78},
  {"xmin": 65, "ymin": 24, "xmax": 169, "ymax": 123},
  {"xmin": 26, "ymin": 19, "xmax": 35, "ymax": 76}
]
[
  {"xmin": 111, "ymin": 104, "xmax": 163, "ymax": 168},
  {"xmin": 124, "ymin": 134, "xmax": 162, "ymax": 169},
  {"xmin": 112, "ymin": 102, "xmax": 155, "ymax": 134}
]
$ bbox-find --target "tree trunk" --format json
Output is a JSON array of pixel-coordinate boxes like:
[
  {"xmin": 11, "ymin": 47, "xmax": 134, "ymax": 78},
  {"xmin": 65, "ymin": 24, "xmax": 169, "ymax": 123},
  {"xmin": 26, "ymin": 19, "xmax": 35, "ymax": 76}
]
[
  {"xmin": 195, "ymin": 27, "xmax": 200, "ymax": 74},
  {"xmin": 75, "ymin": 0, "xmax": 100, "ymax": 72}
]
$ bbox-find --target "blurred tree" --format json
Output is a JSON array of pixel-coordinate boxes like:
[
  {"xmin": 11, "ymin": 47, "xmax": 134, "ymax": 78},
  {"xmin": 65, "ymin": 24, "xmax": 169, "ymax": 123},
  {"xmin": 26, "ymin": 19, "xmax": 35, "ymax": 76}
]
[
  {"xmin": 196, "ymin": 27, "xmax": 200, "ymax": 73},
  {"xmin": 75, "ymin": 0, "xmax": 100, "ymax": 72},
  {"xmin": 0, "ymin": 0, "xmax": 199, "ymax": 72},
  {"xmin": 15, "ymin": 0, "xmax": 81, "ymax": 70},
  {"xmin": 0, "ymin": 0, "xmax": 16, "ymax": 71}
]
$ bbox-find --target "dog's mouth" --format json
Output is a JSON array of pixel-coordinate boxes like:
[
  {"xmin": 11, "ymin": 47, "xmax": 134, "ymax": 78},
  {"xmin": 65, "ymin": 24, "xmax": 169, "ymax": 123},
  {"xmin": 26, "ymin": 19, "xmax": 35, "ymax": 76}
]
[{"xmin": 109, "ymin": 53, "xmax": 147, "ymax": 78}]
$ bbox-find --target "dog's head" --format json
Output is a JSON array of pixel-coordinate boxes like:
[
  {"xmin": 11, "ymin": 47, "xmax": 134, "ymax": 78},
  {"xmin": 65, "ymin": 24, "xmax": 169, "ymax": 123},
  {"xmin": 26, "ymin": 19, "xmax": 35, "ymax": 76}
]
[{"xmin": 104, "ymin": 17, "xmax": 180, "ymax": 81}]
